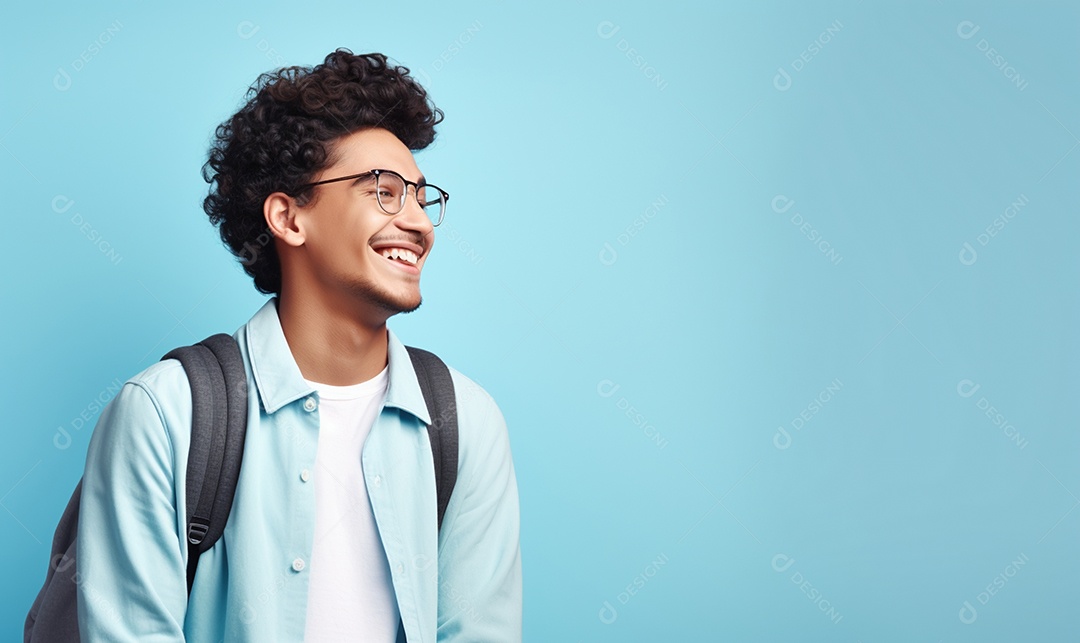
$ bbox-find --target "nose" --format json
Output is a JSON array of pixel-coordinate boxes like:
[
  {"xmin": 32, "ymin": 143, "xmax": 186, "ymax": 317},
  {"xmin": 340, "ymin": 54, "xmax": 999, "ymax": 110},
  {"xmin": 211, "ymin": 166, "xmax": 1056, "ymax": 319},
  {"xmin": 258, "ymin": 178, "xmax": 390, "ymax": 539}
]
[{"xmin": 393, "ymin": 185, "xmax": 435, "ymax": 235}]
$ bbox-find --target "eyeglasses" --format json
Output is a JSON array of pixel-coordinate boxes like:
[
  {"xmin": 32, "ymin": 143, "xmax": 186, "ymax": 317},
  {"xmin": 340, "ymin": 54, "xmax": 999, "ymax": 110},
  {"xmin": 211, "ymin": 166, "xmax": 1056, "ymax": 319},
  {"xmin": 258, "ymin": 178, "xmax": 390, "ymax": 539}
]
[{"xmin": 297, "ymin": 168, "xmax": 448, "ymax": 226}]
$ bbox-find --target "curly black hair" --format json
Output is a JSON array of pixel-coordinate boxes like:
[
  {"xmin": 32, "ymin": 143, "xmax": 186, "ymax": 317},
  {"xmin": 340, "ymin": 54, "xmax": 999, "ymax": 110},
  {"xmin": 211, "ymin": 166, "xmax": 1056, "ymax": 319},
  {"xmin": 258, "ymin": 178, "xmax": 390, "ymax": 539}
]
[{"xmin": 201, "ymin": 48, "xmax": 443, "ymax": 295}]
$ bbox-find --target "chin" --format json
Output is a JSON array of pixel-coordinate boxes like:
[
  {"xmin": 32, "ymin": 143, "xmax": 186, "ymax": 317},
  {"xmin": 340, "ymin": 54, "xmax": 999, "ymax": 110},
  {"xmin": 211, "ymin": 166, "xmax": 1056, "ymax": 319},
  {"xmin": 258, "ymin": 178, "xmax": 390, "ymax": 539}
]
[
  {"xmin": 388, "ymin": 292, "xmax": 423, "ymax": 315},
  {"xmin": 344, "ymin": 277, "xmax": 422, "ymax": 315},
  {"xmin": 369, "ymin": 291, "xmax": 423, "ymax": 316}
]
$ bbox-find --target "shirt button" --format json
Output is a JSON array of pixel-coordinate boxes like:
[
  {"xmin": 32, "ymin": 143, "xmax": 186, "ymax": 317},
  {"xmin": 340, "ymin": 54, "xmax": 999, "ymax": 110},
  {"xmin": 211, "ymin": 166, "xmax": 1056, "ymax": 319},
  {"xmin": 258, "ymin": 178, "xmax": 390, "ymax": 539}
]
[
  {"xmin": 292, "ymin": 557, "xmax": 306, "ymax": 572},
  {"xmin": 396, "ymin": 562, "xmax": 404, "ymax": 574},
  {"xmin": 300, "ymin": 469, "xmax": 311, "ymax": 482},
  {"xmin": 372, "ymin": 475, "xmax": 381, "ymax": 488},
  {"xmin": 303, "ymin": 397, "xmax": 317, "ymax": 412}
]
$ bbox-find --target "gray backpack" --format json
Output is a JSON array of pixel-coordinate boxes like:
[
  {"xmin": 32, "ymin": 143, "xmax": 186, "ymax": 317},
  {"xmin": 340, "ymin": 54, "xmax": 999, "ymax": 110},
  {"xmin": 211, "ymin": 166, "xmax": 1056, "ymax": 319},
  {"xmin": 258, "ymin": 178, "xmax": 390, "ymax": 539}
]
[{"xmin": 25, "ymin": 333, "xmax": 459, "ymax": 642}]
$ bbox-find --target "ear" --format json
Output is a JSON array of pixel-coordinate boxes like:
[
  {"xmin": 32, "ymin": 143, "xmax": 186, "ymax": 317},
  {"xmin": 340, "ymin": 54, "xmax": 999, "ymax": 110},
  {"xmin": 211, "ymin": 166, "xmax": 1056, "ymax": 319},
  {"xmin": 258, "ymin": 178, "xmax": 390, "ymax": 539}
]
[{"xmin": 263, "ymin": 192, "xmax": 306, "ymax": 248}]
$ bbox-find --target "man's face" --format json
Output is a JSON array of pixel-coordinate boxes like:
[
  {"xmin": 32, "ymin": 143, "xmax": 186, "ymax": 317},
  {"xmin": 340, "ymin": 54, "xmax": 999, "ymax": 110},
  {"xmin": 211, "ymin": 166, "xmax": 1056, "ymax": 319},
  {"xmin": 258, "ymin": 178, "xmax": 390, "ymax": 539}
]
[{"xmin": 292, "ymin": 127, "xmax": 436, "ymax": 317}]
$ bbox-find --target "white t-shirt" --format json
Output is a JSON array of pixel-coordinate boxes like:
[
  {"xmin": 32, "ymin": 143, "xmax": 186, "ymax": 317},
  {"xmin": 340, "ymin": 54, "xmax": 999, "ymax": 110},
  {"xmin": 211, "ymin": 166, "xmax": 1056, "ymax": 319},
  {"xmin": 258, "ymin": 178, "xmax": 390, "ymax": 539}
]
[{"xmin": 302, "ymin": 364, "xmax": 399, "ymax": 642}]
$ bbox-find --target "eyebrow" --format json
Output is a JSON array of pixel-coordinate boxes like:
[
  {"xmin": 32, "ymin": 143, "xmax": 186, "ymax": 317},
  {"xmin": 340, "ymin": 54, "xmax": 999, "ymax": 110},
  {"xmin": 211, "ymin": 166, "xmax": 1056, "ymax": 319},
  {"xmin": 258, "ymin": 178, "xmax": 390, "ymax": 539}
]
[{"xmin": 350, "ymin": 171, "xmax": 426, "ymax": 186}]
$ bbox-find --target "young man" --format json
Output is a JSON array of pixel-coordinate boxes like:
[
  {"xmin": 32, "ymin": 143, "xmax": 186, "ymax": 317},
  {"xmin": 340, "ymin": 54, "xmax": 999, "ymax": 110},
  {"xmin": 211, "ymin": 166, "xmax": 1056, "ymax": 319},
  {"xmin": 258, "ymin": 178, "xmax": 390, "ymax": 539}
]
[{"xmin": 75, "ymin": 49, "xmax": 522, "ymax": 641}]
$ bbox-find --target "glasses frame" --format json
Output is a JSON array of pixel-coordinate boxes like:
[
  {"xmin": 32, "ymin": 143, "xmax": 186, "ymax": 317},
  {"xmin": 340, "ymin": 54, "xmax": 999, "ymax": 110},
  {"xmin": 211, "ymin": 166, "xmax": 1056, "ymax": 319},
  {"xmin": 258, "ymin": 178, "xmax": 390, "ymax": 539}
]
[{"xmin": 296, "ymin": 168, "xmax": 448, "ymax": 226}]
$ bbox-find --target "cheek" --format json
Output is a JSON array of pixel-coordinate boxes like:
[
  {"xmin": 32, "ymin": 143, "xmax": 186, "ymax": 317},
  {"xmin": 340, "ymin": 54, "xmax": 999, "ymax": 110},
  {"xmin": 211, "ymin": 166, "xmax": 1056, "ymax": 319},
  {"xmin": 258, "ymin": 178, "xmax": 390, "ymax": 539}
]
[
  {"xmin": 322, "ymin": 213, "xmax": 371, "ymax": 246},
  {"xmin": 310, "ymin": 218, "xmax": 373, "ymax": 264}
]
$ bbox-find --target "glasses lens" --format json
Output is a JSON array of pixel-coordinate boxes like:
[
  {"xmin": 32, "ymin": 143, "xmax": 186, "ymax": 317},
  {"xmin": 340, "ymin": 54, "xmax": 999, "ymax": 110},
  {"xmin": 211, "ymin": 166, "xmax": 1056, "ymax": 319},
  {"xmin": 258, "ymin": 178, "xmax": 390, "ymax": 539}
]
[
  {"xmin": 376, "ymin": 172, "xmax": 406, "ymax": 214},
  {"xmin": 417, "ymin": 185, "xmax": 445, "ymax": 226}
]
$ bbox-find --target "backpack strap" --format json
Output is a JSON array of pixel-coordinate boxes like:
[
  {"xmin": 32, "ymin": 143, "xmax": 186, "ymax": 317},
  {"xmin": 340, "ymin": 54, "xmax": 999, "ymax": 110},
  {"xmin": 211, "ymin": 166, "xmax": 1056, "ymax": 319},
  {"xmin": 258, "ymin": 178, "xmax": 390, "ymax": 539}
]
[
  {"xmin": 399, "ymin": 346, "xmax": 458, "ymax": 643},
  {"xmin": 404, "ymin": 346, "xmax": 459, "ymax": 533},
  {"xmin": 161, "ymin": 333, "xmax": 248, "ymax": 595}
]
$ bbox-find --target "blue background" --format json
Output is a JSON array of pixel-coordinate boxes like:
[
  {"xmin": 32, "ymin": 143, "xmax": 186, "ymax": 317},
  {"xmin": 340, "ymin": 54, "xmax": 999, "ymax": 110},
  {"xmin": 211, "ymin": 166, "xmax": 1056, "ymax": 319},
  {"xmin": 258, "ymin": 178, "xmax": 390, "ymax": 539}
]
[{"xmin": 3, "ymin": 1, "xmax": 1077, "ymax": 641}]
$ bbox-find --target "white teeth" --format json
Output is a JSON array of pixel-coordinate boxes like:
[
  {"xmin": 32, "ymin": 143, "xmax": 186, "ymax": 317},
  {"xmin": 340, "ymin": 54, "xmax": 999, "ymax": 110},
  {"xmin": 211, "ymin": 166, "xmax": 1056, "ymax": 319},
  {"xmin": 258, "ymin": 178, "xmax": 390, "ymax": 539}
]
[{"xmin": 378, "ymin": 248, "xmax": 418, "ymax": 265}]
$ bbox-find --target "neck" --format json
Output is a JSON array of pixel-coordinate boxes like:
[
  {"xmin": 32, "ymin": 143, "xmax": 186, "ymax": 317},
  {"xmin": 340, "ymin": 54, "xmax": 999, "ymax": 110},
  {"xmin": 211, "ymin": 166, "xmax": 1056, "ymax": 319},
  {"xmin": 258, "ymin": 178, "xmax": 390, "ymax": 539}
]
[{"xmin": 276, "ymin": 287, "xmax": 390, "ymax": 386}]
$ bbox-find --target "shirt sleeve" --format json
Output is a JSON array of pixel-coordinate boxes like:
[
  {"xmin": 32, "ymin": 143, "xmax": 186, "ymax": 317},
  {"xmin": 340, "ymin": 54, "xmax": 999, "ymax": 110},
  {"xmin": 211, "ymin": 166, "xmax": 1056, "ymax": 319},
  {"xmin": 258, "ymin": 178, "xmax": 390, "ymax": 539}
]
[
  {"xmin": 435, "ymin": 391, "xmax": 523, "ymax": 642},
  {"xmin": 76, "ymin": 379, "xmax": 188, "ymax": 642}
]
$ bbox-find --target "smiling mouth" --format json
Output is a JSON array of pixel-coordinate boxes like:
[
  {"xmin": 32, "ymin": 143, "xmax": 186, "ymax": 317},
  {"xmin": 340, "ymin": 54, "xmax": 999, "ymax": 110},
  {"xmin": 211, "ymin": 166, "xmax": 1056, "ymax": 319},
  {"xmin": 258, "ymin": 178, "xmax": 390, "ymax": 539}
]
[
  {"xmin": 372, "ymin": 246, "xmax": 421, "ymax": 275},
  {"xmin": 377, "ymin": 247, "xmax": 419, "ymax": 266}
]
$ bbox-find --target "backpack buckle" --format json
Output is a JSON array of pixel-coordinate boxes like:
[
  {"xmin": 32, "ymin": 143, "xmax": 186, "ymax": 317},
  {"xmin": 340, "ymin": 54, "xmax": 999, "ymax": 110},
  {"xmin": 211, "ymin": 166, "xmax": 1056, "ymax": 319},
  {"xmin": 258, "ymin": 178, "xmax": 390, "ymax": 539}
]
[{"xmin": 188, "ymin": 518, "xmax": 210, "ymax": 545}]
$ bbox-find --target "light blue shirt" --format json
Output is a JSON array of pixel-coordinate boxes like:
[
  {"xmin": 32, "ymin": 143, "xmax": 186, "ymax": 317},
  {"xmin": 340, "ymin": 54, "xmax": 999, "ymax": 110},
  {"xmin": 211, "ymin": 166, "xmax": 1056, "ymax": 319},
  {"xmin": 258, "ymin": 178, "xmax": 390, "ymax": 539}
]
[{"xmin": 76, "ymin": 297, "xmax": 522, "ymax": 642}]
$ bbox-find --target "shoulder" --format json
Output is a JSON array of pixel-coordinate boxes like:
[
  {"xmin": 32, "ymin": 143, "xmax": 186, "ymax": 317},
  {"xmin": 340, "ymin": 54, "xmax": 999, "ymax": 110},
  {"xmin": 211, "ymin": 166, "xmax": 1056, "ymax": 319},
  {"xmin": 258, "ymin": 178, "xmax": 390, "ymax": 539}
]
[
  {"xmin": 125, "ymin": 359, "xmax": 192, "ymax": 423},
  {"xmin": 444, "ymin": 363, "xmax": 496, "ymax": 406},
  {"xmin": 90, "ymin": 358, "xmax": 194, "ymax": 457},
  {"xmin": 441, "ymin": 362, "xmax": 513, "ymax": 460},
  {"xmin": 443, "ymin": 363, "xmax": 502, "ymax": 422},
  {"xmin": 127, "ymin": 358, "xmax": 188, "ymax": 395}
]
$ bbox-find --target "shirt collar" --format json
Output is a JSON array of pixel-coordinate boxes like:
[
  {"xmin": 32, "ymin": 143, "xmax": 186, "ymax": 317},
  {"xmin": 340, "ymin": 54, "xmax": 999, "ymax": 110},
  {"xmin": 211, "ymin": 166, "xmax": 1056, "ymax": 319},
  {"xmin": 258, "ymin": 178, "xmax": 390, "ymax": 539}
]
[{"xmin": 241, "ymin": 296, "xmax": 431, "ymax": 425}]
